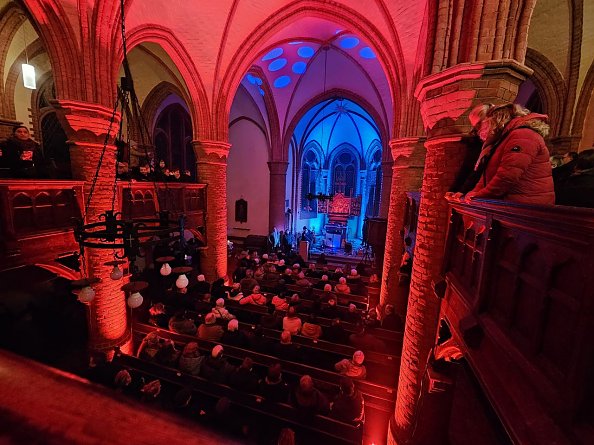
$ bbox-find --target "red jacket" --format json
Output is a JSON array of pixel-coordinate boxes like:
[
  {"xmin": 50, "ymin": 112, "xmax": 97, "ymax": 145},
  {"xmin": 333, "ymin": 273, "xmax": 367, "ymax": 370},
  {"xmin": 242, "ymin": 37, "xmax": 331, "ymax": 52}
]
[{"xmin": 470, "ymin": 114, "xmax": 554, "ymax": 205}]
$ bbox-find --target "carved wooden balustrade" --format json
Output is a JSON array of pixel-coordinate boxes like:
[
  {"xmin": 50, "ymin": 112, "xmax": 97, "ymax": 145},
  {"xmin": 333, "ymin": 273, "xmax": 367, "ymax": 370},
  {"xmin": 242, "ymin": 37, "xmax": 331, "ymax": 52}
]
[
  {"xmin": 0, "ymin": 179, "xmax": 84, "ymax": 269},
  {"xmin": 439, "ymin": 197, "xmax": 594, "ymax": 444},
  {"xmin": 118, "ymin": 182, "xmax": 207, "ymax": 237}
]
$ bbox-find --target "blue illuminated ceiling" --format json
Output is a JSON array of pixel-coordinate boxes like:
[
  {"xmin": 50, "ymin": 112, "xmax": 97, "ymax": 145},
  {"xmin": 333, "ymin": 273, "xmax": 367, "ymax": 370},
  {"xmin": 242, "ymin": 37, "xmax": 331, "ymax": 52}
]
[{"xmin": 292, "ymin": 98, "xmax": 381, "ymax": 159}]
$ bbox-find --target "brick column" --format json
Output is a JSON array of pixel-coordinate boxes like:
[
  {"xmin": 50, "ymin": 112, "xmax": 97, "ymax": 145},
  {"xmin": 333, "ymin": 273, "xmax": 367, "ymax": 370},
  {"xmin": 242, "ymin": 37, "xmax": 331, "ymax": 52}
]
[
  {"xmin": 379, "ymin": 160, "xmax": 393, "ymax": 218},
  {"xmin": 268, "ymin": 161, "xmax": 288, "ymax": 232},
  {"xmin": 53, "ymin": 100, "xmax": 132, "ymax": 355},
  {"xmin": 379, "ymin": 139, "xmax": 426, "ymax": 316},
  {"xmin": 193, "ymin": 140, "xmax": 230, "ymax": 282},
  {"xmin": 389, "ymin": 61, "xmax": 531, "ymax": 445}
]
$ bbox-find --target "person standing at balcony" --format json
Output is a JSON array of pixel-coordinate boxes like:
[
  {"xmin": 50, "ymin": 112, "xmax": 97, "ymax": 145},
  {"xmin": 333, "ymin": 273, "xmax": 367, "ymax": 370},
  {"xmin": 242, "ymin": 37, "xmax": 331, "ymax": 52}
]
[
  {"xmin": 464, "ymin": 103, "xmax": 554, "ymax": 205},
  {"xmin": 556, "ymin": 149, "xmax": 594, "ymax": 208},
  {"xmin": 0, "ymin": 125, "xmax": 43, "ymax": 178}
]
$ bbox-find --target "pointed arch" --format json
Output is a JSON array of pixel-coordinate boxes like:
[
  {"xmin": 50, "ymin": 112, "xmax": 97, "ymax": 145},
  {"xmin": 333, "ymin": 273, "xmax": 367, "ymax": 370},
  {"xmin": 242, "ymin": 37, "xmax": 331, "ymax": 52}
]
[
  {"xmin": 214, "ymin": 1, "xmax": 405, "ymax": 142},
  {"xmin": 119, "ymin": 25, "xmax": 211, "ymax": 140}
]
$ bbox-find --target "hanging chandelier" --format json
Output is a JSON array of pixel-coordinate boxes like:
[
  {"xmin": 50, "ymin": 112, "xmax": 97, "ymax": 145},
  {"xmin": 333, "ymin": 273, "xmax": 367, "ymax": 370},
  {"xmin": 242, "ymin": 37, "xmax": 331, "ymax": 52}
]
[{"xmin": 73, "ymin": 0, "xmax": 183, "ymax": 274}]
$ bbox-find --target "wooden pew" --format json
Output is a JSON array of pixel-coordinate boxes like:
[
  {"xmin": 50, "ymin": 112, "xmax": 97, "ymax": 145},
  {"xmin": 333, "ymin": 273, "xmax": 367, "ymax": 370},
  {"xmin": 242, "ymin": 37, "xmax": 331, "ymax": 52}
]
[
  {"xmin": 133, "ymin": 323, "xmax": 397, "ymax": 413},
  {"xmin": 113, "ymin": 352, "xmax": 363, "ymax": 445}
]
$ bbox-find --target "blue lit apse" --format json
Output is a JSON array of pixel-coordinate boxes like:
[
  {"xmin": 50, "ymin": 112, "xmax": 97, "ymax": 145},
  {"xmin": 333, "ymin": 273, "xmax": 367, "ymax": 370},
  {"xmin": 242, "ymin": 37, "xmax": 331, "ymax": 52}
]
[
  {"xmin": 262, "ymin": 47, "xmax": 283, "ymax": 61},
  {"xmin": 268, "ymin": 58, "xmax": 288, "ymax": 72},
  {"xmin": 297, "ymin": 46, "xmax": 315, "ymax": 58},
  {"xmin": 292, "ymin": 61, "xmax": 307, "ymax": 74},
  {"xmin": 273, "ymin": 75, "xmax": 291, "ymax": 88}
]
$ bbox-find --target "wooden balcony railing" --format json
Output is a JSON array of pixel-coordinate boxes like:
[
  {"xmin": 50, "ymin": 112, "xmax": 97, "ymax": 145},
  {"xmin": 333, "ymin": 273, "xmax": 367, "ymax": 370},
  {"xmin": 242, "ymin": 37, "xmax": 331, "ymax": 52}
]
[
  {"xmin": 118, "ymin": 181, "xmax": 207, "ymax": 237},
  {"xmin": 0, "ymin": 179, "xmax": 84, "ymax": 268},
  {"xmin": 440, "ymin": 197, "xmax": 594, "ymax": 444}
]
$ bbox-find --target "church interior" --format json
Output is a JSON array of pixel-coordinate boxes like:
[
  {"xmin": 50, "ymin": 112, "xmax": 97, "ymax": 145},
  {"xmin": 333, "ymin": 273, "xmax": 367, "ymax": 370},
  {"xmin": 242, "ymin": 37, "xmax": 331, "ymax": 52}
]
[{"xmin": 0, "ymin": 0, "xmax": 593, "ymax": 444}]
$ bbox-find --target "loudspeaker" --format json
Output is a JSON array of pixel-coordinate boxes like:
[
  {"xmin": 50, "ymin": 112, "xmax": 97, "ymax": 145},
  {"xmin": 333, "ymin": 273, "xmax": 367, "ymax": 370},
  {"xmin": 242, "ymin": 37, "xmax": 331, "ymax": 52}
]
[{"xmin": 366, "ymin": 218, "xmax": 387, "ymax": 246}]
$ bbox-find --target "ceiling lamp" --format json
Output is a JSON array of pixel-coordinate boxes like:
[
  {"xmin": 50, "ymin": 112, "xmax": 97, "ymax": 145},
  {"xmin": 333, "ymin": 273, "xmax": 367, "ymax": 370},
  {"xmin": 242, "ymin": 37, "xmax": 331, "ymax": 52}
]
[
  {"xmin": 122, "ymin": 281, "xmax": 148, "ymax": 309},
  {"xmin": 173, "ymin": 266, "xmax": 192, "ymax": 290},
  {"xmin": 21, "ymin": 21, "xmax": 35, "ymax": 89},
  {"xmin": 72, "ymin": 277, "xmax": 100, "ymax": 304},
  {"xmin": 106, "ymin": 259, "xmax": 126, "ymax": 280},
  {"xmin": 157, "ymin": 256, "xmax": 174, "ymax": 276}
]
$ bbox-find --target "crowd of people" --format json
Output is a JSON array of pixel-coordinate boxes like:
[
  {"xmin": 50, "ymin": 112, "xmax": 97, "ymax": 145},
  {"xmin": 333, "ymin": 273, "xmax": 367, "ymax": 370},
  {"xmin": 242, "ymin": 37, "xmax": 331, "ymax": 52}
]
[{"xmin": 117, "ymin": 158, "xmax": 195, "ymax": 183}]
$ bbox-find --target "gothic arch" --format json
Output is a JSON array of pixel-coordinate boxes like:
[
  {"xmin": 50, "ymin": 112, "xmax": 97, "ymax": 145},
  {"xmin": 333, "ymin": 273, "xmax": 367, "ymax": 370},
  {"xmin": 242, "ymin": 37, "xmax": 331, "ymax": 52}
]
[
  {"xmin": 22, "ymin": 0, "xmax": 84, "ymax": 101},
  {"xmin": 120, "ymin": 25, "xmax": 211, "ymax": 140},
  {"xmin": 284, "ymin": 88, "xmax": 388, "ymax": 162},
  {"xmin": 524, "ymin": 48, "xmax": 567, "ymax": 137},
  {"xmin": 141, "ymin": 81, "xmax": 191, "ymax": 136},
  {"xmin": 215, "ymin": 0, "xmax": 405, "ymax": 142},
  {"xmin": 248, "ymin": 65, "xmax": 281, "ymax": 162},
  {"xmin": 4, "ymin": 38, "xmax": 46, "ymax": 122},
  {"xmin": 572, "ymin": 59, "xmax": 594, "ymax": 140}
]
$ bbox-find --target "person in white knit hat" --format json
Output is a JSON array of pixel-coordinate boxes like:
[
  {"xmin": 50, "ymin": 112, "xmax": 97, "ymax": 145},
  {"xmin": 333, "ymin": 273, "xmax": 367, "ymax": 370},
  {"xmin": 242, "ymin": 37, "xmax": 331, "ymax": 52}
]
[
  {"xmin": 212, "ymin": 298, "xmax": 235, "ymax": 320},
  {"xmin": 195, "ymin": 274, "xmax": 211, "ymax": 294},
  {"xmin": 335, "ymin": 350, "xmax": 367, "ymax": 379}
]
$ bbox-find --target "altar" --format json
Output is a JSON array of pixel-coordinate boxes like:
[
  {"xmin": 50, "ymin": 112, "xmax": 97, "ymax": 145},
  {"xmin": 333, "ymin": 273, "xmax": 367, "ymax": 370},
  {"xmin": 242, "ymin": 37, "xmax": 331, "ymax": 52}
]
[{"xmin": 319, "ymin": 193, "xmax": 361, "ymax": 247}]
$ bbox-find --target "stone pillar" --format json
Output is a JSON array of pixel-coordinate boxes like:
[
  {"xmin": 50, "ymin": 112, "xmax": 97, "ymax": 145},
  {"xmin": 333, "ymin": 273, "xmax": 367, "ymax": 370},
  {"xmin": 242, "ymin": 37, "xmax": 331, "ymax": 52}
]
[
  {"xmin": 193, "ymin": 140, "xmax": 230, "ymax": 282},
  {"xmin": 379, "ymin": 160, "xmax": 393, "ymax": 218},
  {"xmin": 268, "ymin": 161, "xmax": 288, "ymax": 232},
  {"xmin": 389, "ymin": 60, "xmax": 531, "ymax": 445},
  {"xmin": 54, "ymin": 100, "xmax": 132, "ymax": 355},
  {"xmin": 379, "ymin": 138, "xmax": 426, "ymax": 316}
]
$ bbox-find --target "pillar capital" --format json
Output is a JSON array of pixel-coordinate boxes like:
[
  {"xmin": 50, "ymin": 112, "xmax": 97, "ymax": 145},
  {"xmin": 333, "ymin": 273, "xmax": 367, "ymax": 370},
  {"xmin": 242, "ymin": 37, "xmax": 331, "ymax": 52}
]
[
  {"xmin": 414, "ymin": 60, "xmax": 532, "ymax": 136},
  {"xmin": 192, "ymin": 140, "xmax": 231, "ymax": 165},
  {"xmin": 389, "ymin": 138, "xmax": 427, "ymax": 168},
  {"xmin": 267, "ymin": 160, "xmax": 289, "ymax": 175},
  {"xmin": 50, "ymin": 99, "xmax": 121, "ymax": 144}
]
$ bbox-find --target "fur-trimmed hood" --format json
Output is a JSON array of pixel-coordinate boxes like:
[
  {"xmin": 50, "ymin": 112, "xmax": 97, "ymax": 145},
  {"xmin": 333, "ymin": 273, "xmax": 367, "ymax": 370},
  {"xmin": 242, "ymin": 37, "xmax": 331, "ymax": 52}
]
[{"xmin": 504, "ymin": 113, "xmax": 550, "ymax": 138}]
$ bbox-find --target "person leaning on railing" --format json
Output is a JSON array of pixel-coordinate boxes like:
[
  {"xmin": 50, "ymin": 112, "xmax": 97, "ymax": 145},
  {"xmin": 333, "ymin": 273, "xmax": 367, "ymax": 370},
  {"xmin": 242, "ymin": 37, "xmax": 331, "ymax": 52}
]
[{"xmin": 449, "ymin": 103, "xmax": 555, "ymax": 205}]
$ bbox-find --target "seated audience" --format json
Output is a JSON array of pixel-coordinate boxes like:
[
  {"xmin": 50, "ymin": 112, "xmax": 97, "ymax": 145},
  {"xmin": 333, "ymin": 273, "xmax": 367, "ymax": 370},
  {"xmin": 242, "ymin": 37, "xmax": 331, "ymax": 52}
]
[
  {"xmin": 290, "ymin": 375, "xmax": 330, "ymax": 417},
  {"xmin": 178, "ymin": 342, "xmax": 204, "ymax": 375},
  {"xmin": 148, "ymin": 302, "xmax": 169, "ymax": 329},
  {"xmin": 344, "ymin": 304, "xmax": 362, "ymax": 324},
  {"xmin": 259, "ymin": 363, "xmax": 289, "ymax": 403},
  {"xmin": 295, "ymin": 272, "xmax": 312, "ymax": 287},
  {"xmin": 239, "ymin": 285, "xmax": 267, "ymax": 305},
  {"xmin": 272, "ymin": 293, "xmax": 290, "ymax": 311},
  {"xmin": 195, "ymin": 274, "xmax": 211, "ymax": 294},
  {"xmin": 273, "ymin": 330, "xmax": 299, "ymax": 362},
  {"xmin": 282, "ymin": 306, "xmax": 302, "ymax": 334},
  {"xmin": 140, "ymin": 379, "xmax": 162, "ymax": 403},
  {"xmin": 335, "ymin": 350, "xmax": 367, "ymax": 379},
  {"xmin": 281, "ymin": 268, "xmax": 296, "ymax": 284},
  {"xmin": 349, "ymin": 323, "xmax": 386, "ymax": 353},
  {"xmin": 240, "ymin": 269, "xmax": 259, "ymax": 295},
  {"xmin": 229, "ymin": 357, "xmax": 259, "ymax": 393},
  {"xmin": 382, "ymin": 304, "xmax": 403, "ymax": 331},
  {"xmin": 346, "ymin": 269, "xmax": 361, "ymax": 283},
  {"xmin": 321, "ymin": 297, "xmax": 339, "ymax": 319},
  {"xmin": 221, "ymin": 319, "xmax": 249, "ymax": 348},
  {"xmin": 212, "ymin": 298, "xmax": 235, "ymax": 321},
  {"xmin": 335, "ymin": 277, "xmax": 351, "ymax": 294},
  {"xmin": 324, "ymin": 318, "xmax": 349, "ymax": 344},
  {"xmin": 364, "ymin": 307, "xmax": 381, "ymax": 329},
  {"xmin": 168, "ymin": 311, "xmax": 197, "ymax": 335},
  {"xmin": 330, "ymin": 377, "xmax": 365, "ymax": 425},
  {"xmin": 314, "ymin": 274, "xmax": 330, "ymax": 290},
  {"xmin": 197, "ymin": 312, "xmax": 224, "ymax": 341},
  {"xmin": 155, "ymin": 339, "xmax": 180, "ymax": 367},
  {"xmin": 137, "ymin": 331, "xmax": 162, "ymax": 361},
  {"xmin": 553, "ymin": 151, "xmax": 578, "ymax": 190},
  {"xmin": 555, "ymin": 149, "xmax": 594, "ymax": 208},
  {"xmin": 300, "ymin": 314, "xmax": 323, "ymax": 340},
  {"xmin": 210, "ymin": 278, "xmax": 231, "ymax": 300},
  {"xmin": 200, "ymin": 345, "xmax": 235, "ymax": 383}
]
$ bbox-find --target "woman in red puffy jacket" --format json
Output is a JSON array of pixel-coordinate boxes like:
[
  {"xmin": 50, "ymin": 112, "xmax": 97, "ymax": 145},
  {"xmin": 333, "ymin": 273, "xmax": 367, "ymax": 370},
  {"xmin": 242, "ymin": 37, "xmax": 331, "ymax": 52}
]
[{"xmin": 465, "ymin": 103, "xmax": 555, "ymax": 205}]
